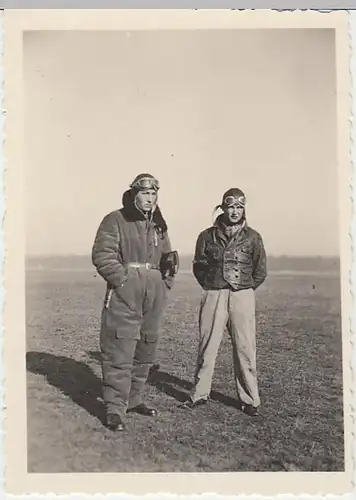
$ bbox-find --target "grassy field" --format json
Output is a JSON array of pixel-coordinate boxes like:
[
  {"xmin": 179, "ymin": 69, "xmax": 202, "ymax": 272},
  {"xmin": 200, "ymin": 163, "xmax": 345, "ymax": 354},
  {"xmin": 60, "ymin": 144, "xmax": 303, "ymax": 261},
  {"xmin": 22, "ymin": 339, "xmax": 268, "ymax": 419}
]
[{"xmin": 26, "ymin": 268, "xmax": 344, "ymax": 473}]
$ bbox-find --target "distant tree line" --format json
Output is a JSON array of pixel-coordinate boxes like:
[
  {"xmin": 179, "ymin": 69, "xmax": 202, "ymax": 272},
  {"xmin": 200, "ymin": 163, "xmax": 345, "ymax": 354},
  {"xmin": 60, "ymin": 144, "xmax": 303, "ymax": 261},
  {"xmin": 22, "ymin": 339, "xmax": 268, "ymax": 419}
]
[
  {"xmin": 177, "ymin": 255, "xmax": 340, "ymax": 272},
  {"xmin": 26, "ymin": 253, "xmax": 340, "ymax": 272}
]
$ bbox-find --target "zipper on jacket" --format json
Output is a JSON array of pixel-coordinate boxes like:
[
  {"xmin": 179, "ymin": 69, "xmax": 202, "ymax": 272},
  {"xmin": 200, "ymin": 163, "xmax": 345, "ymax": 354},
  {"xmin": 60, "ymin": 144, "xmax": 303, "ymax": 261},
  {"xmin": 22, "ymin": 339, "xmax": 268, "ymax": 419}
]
[{"xmin": 104, "ymin": 288, "xmax": 114, "ymax": 309}]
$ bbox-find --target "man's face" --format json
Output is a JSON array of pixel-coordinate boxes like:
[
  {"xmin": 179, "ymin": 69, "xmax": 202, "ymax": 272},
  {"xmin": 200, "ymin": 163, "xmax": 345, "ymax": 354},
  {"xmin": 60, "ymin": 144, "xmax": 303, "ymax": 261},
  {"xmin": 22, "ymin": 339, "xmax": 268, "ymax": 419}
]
[
  {"xmin": 224, "ymin": 204, "xmax": 244, "ymax": 224},
  {"xmin": 135, "ymin": 189, "xmax": 157, "ymax": 212}
]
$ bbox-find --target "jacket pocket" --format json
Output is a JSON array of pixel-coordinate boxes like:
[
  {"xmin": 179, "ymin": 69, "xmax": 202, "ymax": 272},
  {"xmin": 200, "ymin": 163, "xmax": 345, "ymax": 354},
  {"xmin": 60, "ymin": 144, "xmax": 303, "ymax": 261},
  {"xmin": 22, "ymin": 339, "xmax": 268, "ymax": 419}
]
[
  {"xmin": 100, "ymin": 309, "xmax": 141, "ymax": 350},
  {"xmin": 113, "ymin": 268, "xmax": 138, "ymax": 311},
  {"xmin": 235, "ymin": 246, "xmax": 252, "ymax": 266},
  {"xmin": 114, "ymin": 284, "xmax": 137, "ymax": 312},
  {"xmin": 115, "ymin": 324, "xmax": 141, "ymax": 340},
  {"xmin": 205, "ymin": 242, "xmax": 223, "ymax": 264}
]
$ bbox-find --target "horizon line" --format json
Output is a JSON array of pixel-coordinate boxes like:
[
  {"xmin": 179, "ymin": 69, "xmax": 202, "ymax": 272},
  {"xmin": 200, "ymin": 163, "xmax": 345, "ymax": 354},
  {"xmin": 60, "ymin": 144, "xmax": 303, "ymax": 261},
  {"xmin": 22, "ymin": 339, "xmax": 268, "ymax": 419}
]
[{"xmin": 25, "ymin": 253, "xmax": 340, "ymax": 260}]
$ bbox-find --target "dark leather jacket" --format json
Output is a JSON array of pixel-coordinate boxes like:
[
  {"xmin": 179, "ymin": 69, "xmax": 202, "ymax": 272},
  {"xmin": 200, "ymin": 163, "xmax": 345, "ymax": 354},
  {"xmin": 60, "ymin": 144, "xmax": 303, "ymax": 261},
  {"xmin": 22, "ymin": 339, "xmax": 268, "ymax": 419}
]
[{"xmin": 193, "ymin": 216, "xmax": 267, "ymax": 291}]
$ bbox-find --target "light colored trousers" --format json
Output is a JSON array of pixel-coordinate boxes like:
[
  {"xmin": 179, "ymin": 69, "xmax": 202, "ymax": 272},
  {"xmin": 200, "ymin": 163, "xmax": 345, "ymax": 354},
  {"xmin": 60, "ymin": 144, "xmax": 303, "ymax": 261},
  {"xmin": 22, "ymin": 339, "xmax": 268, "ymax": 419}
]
[{"xmin": 190, "ymin": 288, "xmax": 260, "ymax": 408}]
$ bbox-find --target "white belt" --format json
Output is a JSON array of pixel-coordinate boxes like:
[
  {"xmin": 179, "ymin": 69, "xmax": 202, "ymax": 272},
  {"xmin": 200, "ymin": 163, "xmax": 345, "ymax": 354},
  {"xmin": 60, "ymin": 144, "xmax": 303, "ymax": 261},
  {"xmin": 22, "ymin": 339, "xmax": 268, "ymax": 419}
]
[{"xmin": 127, "ymin": 262, "xmax": 159, "ymax": 270}]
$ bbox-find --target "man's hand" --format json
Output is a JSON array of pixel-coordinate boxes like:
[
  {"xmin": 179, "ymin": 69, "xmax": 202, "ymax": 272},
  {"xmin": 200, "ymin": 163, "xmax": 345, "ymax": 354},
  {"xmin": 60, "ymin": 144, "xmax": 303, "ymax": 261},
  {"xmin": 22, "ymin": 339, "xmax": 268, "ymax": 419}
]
[{"xmin": 160, "ymin": 250, "xmax": 179, "ymax": 278}]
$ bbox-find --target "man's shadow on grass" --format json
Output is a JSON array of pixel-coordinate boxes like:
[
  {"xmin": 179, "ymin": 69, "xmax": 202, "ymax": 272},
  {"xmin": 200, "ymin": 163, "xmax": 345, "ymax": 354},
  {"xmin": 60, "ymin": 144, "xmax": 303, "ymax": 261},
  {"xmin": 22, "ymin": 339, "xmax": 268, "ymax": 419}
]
[
  {"xmin": 26, "ymin": 350, "xmax": 242, "ymax": 425},
  {"xmin": 26, "ymin": 351, "xmax": 106, "ymax": 425},
  {"xmin": 88, "ymin": 351, "xmax": 242, "ymax": 410}
]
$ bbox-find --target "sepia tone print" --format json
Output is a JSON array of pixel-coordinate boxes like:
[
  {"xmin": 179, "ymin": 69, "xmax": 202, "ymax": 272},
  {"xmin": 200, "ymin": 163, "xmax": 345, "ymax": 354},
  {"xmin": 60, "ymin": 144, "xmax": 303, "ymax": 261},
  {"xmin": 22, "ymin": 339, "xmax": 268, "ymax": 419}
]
[{"xmin": 2, "ymin": 9, "xmax": 353, "ymax": 496}]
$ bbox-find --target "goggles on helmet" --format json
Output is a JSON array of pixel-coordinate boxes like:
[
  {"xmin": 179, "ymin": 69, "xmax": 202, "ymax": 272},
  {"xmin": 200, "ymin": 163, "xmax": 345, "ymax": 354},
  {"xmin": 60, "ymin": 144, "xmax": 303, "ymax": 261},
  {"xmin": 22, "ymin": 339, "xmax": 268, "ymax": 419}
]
[
  {"xmin": 130, "ymin": 176, "xmax": 160, "ymax": 191},
  {"xmin": 223, "ymin": 195, "xmax": 246, "ymax": 208}
]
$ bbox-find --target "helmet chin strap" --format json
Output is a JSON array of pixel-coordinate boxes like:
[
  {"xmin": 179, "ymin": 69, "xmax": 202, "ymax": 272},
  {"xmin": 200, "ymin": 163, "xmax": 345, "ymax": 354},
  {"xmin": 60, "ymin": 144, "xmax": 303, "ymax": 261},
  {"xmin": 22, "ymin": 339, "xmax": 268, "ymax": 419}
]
[
  {"xmin": 134, "ymin": 197, "xmax": 158, "ymax": 245},
  {"xmin": 212, "ymin": 204, "xmax": 223, "ymax": 223}
]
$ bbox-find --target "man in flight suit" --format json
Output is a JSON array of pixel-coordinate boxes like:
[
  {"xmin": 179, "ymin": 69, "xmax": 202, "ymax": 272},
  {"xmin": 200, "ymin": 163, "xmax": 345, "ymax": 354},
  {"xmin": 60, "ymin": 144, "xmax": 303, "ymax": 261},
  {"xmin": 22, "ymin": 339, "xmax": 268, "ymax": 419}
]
[
  {"xmin": 182, "ymin": 188, "xmax": 267, "ymax": 416},
  {"xmin": 92, "ymin": 173, "xmax": 177, "ymax": 431}
]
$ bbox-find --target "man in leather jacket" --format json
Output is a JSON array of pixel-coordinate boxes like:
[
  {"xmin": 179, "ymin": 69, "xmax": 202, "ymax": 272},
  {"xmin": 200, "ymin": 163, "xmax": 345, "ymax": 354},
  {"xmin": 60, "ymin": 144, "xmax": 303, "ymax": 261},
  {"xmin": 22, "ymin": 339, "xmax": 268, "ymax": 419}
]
[{"xmin": 181, "ymin": 188, "xmax": 267, "ymax": 416}]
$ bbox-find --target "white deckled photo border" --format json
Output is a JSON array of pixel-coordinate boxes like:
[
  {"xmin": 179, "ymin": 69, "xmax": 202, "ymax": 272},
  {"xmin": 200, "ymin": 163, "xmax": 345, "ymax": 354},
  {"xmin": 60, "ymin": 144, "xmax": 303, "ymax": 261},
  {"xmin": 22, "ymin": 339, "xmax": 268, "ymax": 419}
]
[{"xmin": 1, "ymin": 8, "xmax": 354, "ymax": 498}]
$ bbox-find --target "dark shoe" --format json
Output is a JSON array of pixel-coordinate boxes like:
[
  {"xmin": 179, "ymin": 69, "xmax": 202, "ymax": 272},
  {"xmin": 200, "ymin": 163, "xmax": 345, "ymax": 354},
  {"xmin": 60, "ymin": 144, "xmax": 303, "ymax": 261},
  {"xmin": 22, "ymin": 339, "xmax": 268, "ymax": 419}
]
[
  {"xmin": 243, "ymin": 404, "xmax": 259, "ymax": 417},
  {"xmin": 127, "ymin": 403, "xmax": 158, "ymax": 417},
  {"xmin": 179, "ymin": 398, "xmax": 207, "ymax": 409},
  {"xmin": 148, "ymin": 363, "xmax": 160, "ymax": 375},
  {"xmin": 106, "ymin": 413, "xmax": 125, "ymax": 432}
]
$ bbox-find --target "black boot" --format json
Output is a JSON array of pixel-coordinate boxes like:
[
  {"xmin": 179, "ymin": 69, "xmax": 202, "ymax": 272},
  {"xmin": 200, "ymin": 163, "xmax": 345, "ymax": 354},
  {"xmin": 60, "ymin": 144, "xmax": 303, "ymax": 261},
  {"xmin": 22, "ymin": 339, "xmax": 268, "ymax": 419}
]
[
  {"xmin": 179, "ymin": 398, "xmax": 207, "ymax": 409},
  {"xmin": 127, "ymin": 403, "xmax": 158, "ymax": 417},
  {"xmin": 243, "ymin": 404, "xmax": 259, "ymax": 417},
  {"xmin": 106, "ymin": 413, "xmax": 125, "ymax": 431},
  {"xmin": 148, "ymin": 363, "xmax": 160, "ymax": 376}
]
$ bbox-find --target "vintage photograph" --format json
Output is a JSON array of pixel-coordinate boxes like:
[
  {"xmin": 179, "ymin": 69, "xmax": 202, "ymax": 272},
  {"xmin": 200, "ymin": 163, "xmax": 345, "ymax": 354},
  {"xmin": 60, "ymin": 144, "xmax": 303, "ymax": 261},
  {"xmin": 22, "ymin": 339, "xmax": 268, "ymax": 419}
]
[{"xmin": 3, "ymin": 8, "xmax": 353, "ymax": 497}]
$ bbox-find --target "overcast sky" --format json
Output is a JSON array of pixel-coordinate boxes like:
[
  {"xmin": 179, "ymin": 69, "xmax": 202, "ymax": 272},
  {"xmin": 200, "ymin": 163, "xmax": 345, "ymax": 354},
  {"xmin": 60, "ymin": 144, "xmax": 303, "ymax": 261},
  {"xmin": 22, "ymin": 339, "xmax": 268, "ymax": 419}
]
[{"xmin": 24, "ymin": 29, "xmax": 337, "ymax": 257}]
